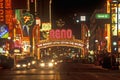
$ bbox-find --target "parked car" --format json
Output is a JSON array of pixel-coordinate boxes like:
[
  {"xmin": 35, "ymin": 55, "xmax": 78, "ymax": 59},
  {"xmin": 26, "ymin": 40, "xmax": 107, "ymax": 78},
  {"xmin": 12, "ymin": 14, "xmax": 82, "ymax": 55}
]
[
  {"xmin": 0, "ymin": 55, "xmax": 14, "ymax": 69},
  {"xmin": 15, "ymin": 59, "xmax": 31, "ymax": 70}
]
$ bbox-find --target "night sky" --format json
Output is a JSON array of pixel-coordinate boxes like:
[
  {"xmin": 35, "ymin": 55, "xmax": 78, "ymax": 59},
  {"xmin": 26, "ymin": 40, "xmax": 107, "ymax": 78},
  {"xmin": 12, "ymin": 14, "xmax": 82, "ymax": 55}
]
[
  {"xmin": 52, "ymin": 0, "xmax": 106, "ymax": 39},
  {"xmin": 52, "ymin": 0, "xmax": 106, "ymax": 17}
]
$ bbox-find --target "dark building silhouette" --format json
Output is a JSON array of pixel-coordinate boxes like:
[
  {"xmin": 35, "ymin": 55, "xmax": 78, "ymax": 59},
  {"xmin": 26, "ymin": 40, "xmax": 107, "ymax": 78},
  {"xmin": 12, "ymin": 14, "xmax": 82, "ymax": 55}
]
[
  {"xmin": 12, "ymin": 0, "xmax": 27, "ymax": 9},
  {"xmin": 37, "ymin": 0, "xmax": 49, "ymax": 22}
]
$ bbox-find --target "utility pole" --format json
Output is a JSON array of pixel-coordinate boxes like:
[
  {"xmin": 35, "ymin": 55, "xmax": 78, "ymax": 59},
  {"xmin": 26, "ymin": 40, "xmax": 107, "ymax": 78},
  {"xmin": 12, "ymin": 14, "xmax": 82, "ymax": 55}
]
[
  {"xmin": 35, "ymin": 0, "xmax": 37, "ymax": 16},
  {"xmin": 49, "ymin": 0, "xmax": 52, "ymax": 23},
  {"xmin": 27, "ymin": 0, "xmax": 30, "ymax": 12}
]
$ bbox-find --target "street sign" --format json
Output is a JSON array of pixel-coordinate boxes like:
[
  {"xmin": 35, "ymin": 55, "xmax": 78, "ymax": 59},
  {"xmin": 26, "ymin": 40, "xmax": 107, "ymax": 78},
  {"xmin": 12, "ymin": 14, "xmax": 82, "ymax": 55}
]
[{"xmin": 95, "ymin": 13, "xmax": 110, "ymax": 19}]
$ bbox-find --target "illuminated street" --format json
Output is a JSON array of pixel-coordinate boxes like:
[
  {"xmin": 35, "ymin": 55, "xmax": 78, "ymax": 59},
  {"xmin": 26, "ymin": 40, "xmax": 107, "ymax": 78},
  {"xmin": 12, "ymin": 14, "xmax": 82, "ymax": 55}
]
[
  {"xmin": 0, "ymin": 63, "xmax": 120, "ymax": 80},
  {"xmin": 0, "ymin": 0, "xmax": 120, "ymax": 80}
]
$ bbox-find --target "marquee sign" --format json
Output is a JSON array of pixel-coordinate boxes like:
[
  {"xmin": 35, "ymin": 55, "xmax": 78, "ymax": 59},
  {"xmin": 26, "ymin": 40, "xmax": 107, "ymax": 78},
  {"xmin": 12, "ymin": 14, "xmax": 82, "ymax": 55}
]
[{"xmin": 37, "ymin": 40, "xmax": 84, "ymax": 49}]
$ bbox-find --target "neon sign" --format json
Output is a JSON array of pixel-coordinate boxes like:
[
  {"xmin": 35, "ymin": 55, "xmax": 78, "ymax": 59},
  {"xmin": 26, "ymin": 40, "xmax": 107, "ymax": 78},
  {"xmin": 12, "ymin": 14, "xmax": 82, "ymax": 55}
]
[
  {"xmin": 49, "ymin": 29, "xmax": 72, "ymax": 39},
  {"xmin": 21, "ymin": 12, "xmax": 34, "ymax": 26},
  {"xmin": 37, "ymin": 40, "xmax": 84, "ymax": 49},
  {"xmin": 0, "ymin": 24, "xmax": 8, "ymax": 38},
  {"xmin": 41, "ymin": 23, "xmax": 51, "ymax": 31},
  {"xmin": 0, "ymin": 0, "xmax": 4, "ymax": 22},
  {"xmin": 0, "ymin": 0, "xmax": 13, "ymax": 37}
]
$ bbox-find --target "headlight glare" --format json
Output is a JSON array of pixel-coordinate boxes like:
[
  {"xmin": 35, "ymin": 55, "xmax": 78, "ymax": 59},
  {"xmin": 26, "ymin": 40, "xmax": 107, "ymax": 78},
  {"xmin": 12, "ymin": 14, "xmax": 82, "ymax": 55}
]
[
  {"xmin": 51, "ymin": 59, "xmax": 54, "ymax": 62},
  {"xmin": 48, "ymin": 62, "xmax": 53, "ymax": 67},
  {"xmin": 22, "ymin": 64, "xmax": 27, "ymax": 67},
  {"xmin": 40, "ymin": 63, "xmax": 45, "ymax": 67},
  {"xmin": 55, "ymin": 62, "xmax": 57, "ymax": 65},
  {"xmin": 16, "ymin": 64, "xmax": 21, "ymax": 68},
  {"xmin": 28, "ymin": 63, "xmax": 31, "ymax": 66},
  {"xmin": 32, "ymin": 61, "xmax": 36, "ymax": 64}
]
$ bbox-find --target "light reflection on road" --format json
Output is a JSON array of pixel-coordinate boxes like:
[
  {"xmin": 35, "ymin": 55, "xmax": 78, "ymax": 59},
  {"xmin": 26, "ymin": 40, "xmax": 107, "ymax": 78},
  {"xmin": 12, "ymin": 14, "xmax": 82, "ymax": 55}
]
[
  {"xmin": 12, "ymin": 69, "xmax": 58, "ymax": 80},
  {"xmin": 15, "ymin": 69, "xmax": 56, "ymax": 75},
  {"xmin": 15, "ymin": 70, "xmax": 28, "ymax": 74}
]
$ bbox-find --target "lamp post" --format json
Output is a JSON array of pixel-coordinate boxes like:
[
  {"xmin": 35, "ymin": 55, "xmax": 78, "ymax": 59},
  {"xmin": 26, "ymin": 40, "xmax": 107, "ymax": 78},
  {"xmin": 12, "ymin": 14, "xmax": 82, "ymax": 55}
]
[
  {"xmin": 49, "ymin": 0, "xmax": 52, "ymax": 23},
  {"xmin": 27, "ymin": 0, "xmax": 30, "ymax": 12}
]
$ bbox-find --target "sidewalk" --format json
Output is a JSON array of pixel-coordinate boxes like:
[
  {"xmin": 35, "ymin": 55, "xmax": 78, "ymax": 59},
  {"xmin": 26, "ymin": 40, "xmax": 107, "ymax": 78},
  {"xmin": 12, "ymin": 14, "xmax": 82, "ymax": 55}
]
[{"xmin": 93, "ymin": 64, "xmax": 120, "ymax": 71}]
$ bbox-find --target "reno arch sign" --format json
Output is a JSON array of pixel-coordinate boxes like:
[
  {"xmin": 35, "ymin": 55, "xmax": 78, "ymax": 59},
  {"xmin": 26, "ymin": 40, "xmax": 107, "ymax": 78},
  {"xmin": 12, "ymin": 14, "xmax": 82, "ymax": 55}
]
[{"xmin": 49, "ymin": 29, "xmax": 72, "ymax": 40}]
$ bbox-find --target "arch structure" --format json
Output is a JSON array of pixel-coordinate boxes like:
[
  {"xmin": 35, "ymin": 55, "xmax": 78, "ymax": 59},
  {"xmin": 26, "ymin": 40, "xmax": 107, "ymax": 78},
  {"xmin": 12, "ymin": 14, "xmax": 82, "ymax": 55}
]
[{"xmin": 37, "ymin": 39, "xmax": 85, "ymax": 49}]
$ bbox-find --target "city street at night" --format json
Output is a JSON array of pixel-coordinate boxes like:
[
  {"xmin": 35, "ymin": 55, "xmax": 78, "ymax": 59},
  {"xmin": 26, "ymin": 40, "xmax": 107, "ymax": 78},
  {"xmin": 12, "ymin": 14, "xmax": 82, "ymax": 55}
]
[
  {"xmin": 0, "ymin": 0, "xmax": 120, "ymax": 80},
  {"xmin": 0, "ymin": 63, "xmax": 120, "ymax": 80}
]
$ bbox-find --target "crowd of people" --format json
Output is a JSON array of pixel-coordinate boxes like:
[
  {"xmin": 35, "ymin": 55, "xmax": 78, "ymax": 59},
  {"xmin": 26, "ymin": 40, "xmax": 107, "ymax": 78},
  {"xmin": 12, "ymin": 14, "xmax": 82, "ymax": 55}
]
[{"xmin": 95, "ymin": 50, "xmax": 119, "ymax": 70}]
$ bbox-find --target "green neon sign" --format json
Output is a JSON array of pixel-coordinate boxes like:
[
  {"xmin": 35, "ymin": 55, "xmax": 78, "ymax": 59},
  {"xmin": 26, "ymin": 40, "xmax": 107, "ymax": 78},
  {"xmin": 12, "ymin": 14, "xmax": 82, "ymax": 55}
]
[
  {"xmin": 21, "ymin": 12, "xmax": 34, "ymax": 26},
  {"xmin": 95, "ymin": 13, "xmax": 110, "ymax": 19}
]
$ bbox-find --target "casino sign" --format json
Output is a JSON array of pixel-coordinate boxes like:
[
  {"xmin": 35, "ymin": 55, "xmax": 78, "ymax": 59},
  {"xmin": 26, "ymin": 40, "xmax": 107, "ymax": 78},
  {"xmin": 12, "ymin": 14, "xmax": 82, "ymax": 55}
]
[
  {"xmin": 37, "ymin": 29, "xmax": 85, "ymax": 49},
  {"xmin": 37, "ymin": 39, "xmax": 84, "ymax": 49},
  {"xmin": 49, "ymin": 29, "xmax": 72, "ymax": 40}
]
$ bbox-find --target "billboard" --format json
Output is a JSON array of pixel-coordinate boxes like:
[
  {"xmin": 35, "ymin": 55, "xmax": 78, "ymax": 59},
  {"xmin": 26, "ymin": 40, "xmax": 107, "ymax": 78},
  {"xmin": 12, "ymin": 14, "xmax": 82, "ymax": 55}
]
[
  {"xmin": 0, "ymin": 24, "xmax": 8, "ymax": 38},
  {"xmin": 40, "ymin": 23, "xmax": 52, "ymax": 40}
]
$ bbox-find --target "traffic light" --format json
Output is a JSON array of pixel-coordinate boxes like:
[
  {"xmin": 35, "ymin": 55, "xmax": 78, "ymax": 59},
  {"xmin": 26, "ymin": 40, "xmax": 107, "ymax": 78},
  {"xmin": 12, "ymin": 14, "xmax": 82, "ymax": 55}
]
[{"xmin": 112, "ymin": 36, "xmax": 118, "ymax": 53}]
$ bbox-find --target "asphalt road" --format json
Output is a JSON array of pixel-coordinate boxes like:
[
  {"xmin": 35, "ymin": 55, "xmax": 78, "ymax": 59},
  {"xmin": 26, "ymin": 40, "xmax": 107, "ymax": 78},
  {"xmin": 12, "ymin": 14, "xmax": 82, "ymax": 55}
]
[{"xmin": 0, "ymin": 63, "xmax": 120, "ymax": 80}]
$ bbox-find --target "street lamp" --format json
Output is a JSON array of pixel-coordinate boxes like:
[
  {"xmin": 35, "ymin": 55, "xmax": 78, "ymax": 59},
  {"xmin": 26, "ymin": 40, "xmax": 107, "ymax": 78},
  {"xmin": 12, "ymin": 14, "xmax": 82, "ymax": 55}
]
[{"xmin": 49, "ymin": 0, "xmax": 52, "ymax": 23}]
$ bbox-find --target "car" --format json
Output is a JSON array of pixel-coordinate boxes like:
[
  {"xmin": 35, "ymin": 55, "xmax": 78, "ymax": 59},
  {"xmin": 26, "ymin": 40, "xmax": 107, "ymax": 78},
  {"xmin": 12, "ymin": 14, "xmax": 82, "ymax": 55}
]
[
  {"xmin": 24, "ymin": 56, "xmax": 37, "ymax": 69},
  {"xmin": 0, "ymin": 55, "xmax": 14, "ymax": 69},
  {"xmin": 15, "ymin": 59, "xmax": 31, "ymax": 70},
  {"xmin": 38, "ymin": 57, "xmax": 57, "ymax": 69}
]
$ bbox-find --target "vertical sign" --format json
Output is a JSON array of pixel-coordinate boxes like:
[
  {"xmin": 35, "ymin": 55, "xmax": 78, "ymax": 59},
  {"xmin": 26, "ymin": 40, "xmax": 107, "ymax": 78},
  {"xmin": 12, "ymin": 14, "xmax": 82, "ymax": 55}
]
[
  {"xmin": 5, "ymin": 0, "xmax": 13, "ymax": 37},
  {"xmin": 0, "ymin": 0, "xmax": 13, "ymax": 37},
  {"xmin": 0, "ymin": 0, "xmax": 4, "ymax": 23}
]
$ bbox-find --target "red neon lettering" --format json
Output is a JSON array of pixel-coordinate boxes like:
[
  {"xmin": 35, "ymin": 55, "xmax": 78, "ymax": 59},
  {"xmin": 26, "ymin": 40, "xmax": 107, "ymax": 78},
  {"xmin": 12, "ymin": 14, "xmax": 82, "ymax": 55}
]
[
  {"xmin": 0, "ymin": 10, "xmax": 3, "ymax": 14},
  {"xmin": 67, "ymin": 29, "xmax": 72, "ymax": 39},
  {"xmin": 0, "ymin": 0, "xmax": 3, "ymax": 2},
  {"xmin": 61, "ymin": 29, "xmax": 66, "ymax": 39},
  {"xmin": 5, "ymin": 0, "xmax": 11, "ymax": 9},
  {"xmin": 5, "ymin": 10, "xmax": 13, "ymax": 23},
  {"xmin": 0, "ymin": 3, "xmax": 3, "ymax": 8},
  {"xmin": 49, "ymin": 29, "xmax": 72, "ymax": 40},
  {"xmin": 49, "ymin": 30, "xmax": 55, "ymax": 39},
  {"xmin": 0, "ymin": 15, "xmax": 4, "ymax": 21},
  {"xmin": 55, "ymin": 29, "xmax": 60, "ymax": 39}
]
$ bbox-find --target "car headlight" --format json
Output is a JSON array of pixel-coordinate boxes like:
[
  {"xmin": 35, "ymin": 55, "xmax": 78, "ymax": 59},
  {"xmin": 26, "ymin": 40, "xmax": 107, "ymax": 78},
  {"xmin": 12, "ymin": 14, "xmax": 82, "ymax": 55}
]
[
  {"xmin": 16, "ymin": 64, "xmax": 21, "ymax": 68},
  {"xmin": 28, "ymin": 63, "xmax": 31, "ymax": 66},
  {"xmin": 51, "ymin": 59, "xmax": 54, "ymax": 62},
  {"xmin": 55, "ymin": 62, "xmax": 57, "ymax": 65},
  {"xmin": 48, "ymin": 62, "xmax": 53, "ymax": 67},
  {"xmin": 40, "ymin": 63, "xmax": 45, "ymax": 67},
  {"xmin": 32, "ymin": 61, "xmax": 36, "ymax": 64},
  {"xmin": 22, "ymin": 64, "xmax": 27, "ymax": 67},
  {"xmin": 41, "ymin": 60, "xmax": 43, "ymax": 62}
]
